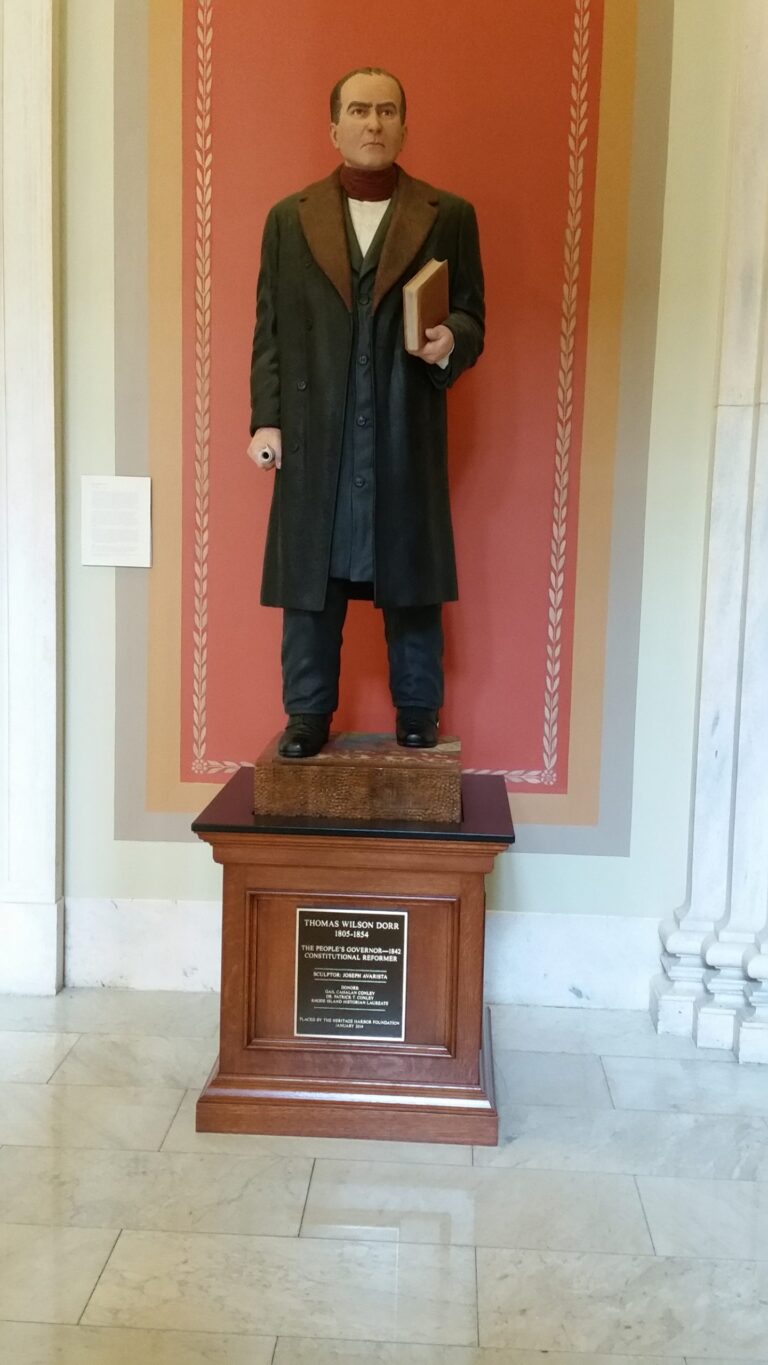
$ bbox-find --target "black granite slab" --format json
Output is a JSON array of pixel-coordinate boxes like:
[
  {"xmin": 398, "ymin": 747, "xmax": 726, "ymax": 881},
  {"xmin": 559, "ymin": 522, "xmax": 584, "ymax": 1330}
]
[{"xmin": 192, "ymin": 766, "xmax": 515, "ymax": 845}]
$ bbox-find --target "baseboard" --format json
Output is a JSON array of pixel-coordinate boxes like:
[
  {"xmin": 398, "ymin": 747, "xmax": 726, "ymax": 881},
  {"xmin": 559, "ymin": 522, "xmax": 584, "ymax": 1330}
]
[
  {"xmin": 484, "ymin": 911, "xmax": 663, "ymax": 1009},
  {"xmin": 0, "ymin": 900, "xmax": 64, "ymax": 993},
  {"xmin": 62, "ymin": 898, "xmax": 662, "ymax": 1007},
  {"xmin": 64, "ymin": 898, "xmax": 221, "ymax": 991}
]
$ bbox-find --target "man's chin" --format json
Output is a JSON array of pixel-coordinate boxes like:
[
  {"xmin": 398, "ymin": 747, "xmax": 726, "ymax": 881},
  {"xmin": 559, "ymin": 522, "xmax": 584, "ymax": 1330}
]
[{"xmin": 347, "ymin": 153, "xmax": 395, "ymax": 171}]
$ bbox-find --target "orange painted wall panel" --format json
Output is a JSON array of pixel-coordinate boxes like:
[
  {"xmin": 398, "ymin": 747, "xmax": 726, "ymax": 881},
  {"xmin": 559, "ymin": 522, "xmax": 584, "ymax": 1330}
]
[{"xmin": 180, "ymin": 0, "xmax": 603, "ymax": 787}]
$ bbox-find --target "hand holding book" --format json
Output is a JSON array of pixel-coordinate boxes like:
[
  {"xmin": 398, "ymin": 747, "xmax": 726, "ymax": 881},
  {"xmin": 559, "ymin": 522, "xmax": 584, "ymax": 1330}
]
[{"xmin": 403, "ymin": 259, "xmax": 451, "ymax": 358}]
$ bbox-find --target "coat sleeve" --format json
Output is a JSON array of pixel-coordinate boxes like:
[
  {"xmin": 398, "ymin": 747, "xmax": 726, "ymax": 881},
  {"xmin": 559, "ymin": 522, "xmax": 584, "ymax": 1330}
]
[
  {"xmin": 249, "ymin": 207, "xmax": 282, "ymax": 435},
  {"xmin": 427, "ymin": 199, "xmax": 485, "ymax": 391}
]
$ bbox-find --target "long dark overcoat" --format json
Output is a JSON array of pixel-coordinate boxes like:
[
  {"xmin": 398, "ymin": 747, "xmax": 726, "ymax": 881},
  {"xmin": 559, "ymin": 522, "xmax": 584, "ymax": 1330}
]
[{"xmin": 249, "ymin": 167, "xmax": 485, "ymax": 610}]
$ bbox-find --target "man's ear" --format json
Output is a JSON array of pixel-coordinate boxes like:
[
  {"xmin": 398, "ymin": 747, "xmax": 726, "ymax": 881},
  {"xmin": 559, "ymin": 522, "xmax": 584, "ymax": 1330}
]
[
  {"xmin": 400, "ymin": 125, "xmax": 408, "ymax": 151},
  {"xmin": 330, "ymin": 123, "xmax": 339, "ymax": 151}
]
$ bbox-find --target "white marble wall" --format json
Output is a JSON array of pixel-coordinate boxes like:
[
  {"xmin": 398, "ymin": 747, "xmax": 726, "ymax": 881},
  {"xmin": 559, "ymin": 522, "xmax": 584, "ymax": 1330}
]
[
  {"xmin": 0, "ymin": 0, "xmax": 63, "ymax": 993},
  {"xmin": 652, "ymin": 0, "xmax": 768, "ymax": 1062}
]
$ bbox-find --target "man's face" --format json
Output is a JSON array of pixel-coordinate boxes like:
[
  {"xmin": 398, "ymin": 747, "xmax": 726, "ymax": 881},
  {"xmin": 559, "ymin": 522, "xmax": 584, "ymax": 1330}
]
[{"xmin": 330, "ymin": 72, "xmax": 407, "ymax": 171}]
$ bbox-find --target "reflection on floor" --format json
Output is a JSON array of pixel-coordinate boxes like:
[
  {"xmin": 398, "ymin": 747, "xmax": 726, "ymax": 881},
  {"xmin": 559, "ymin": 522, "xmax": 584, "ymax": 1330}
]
[{"xmin": 0, "ymin": 990, "xmax": 765, "ymax": 1362}]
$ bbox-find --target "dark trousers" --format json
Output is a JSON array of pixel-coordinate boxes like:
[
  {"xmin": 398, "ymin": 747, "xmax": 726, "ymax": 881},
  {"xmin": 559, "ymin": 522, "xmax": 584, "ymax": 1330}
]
[{"xmin": 282, "ymin": 578, "xmax": 443, "ymax": 715}]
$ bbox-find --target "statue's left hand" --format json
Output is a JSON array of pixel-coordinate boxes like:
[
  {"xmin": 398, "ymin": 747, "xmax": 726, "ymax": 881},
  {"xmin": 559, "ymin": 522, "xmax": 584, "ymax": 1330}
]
[{"xmin": 414, "ymin": 324, "xmax": 454, "ymax": 365}]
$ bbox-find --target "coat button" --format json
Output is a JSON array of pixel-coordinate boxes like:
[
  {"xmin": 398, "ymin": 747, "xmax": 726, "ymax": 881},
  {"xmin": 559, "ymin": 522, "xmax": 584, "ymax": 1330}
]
[
  {"xmin": 354, "ymin": 476, "xmax": 365, "ymax": 488},
  {"xmin": 291, "ymin": 440, "xmax": 300, "ymax": 453},
  {"xmin": 358, "ymin": 354, "xmax": 369, "ymax": 365},
  {"xmin": 356, "ymin": 414, "xmax": 368, "ymax": 427},
  {"xmin": 359, "ymin": 295, "xmax": 370, "ymax": 307},
  {"xmin": 296, "ymin": 379, "xmax": 307, "ymax": 390}
]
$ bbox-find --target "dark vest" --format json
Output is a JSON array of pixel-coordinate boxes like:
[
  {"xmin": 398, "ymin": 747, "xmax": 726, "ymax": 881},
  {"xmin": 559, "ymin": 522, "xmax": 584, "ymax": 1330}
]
[{"xmin": 328, "ymin": 196, "xmax": 395, "ymax": 583}]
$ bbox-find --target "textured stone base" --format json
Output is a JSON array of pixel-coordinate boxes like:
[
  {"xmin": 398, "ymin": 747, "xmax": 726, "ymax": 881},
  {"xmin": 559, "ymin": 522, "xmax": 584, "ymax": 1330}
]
[{"xmin": 253, "ymin": 731, "xmax": 462, "ymax": 823}]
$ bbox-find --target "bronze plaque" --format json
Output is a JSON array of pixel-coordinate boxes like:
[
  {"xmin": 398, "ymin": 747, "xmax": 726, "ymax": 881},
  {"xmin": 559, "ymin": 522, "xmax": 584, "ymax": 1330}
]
[{"xmin": 295, "ymin": 907, "xmax": 407, "ymax": 1041}]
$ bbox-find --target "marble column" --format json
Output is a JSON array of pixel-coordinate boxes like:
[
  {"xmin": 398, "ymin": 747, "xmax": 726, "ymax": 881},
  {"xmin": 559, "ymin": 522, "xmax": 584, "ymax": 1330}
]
[
  {"xmin": 0, "ymin": 0, "xmax": 63, "ymax": 991},
  {"xmin": 651, "ymin": 0, "xmax": 768, "ymax": 1060}
]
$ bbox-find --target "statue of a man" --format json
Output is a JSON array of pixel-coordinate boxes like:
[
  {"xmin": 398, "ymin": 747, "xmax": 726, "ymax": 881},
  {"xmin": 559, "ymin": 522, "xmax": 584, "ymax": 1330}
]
[{"xmin": 247, "ymin": 66, "xmax": 485, "ymax": 758}]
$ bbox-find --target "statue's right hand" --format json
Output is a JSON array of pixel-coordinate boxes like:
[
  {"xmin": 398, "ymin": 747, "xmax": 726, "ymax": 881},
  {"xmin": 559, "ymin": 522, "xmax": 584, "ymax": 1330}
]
[{"xmin": 247, "ymin": 427, "xmax": 282, "ymax": 470}]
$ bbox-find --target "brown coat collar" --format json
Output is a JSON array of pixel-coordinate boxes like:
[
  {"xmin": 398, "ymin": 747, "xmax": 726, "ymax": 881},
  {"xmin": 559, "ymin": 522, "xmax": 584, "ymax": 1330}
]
[{"xmin": 297, "ymin": 167, "xmax": 439, "ymax": 313}]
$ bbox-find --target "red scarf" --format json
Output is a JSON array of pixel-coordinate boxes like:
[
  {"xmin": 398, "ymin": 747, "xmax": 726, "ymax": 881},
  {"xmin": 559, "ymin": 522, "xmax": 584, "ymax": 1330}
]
[{"xmin": 340, "ymin": 164, "xmax": 398, "ymax": 201}]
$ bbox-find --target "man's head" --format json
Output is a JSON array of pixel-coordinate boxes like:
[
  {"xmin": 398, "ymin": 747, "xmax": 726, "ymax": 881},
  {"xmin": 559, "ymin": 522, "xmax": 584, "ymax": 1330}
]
[{"xmin": 330, "ymin": 68, "xmax": 407, "ymax": 171}]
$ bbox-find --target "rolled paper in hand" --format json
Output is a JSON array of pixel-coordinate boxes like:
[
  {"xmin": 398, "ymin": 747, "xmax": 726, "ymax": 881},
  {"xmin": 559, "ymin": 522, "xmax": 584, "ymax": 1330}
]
[{"xmin": 255, "ymin": 443, "xmax": 277, "ymax": 468}]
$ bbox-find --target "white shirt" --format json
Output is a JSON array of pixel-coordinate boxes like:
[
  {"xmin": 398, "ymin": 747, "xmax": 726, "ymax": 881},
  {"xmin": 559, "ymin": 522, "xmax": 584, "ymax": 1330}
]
[
  {"xmin": 346, "ymin": 195, "xmax": 453, "ymax": 369},
  {"xmin": 347, "ymin": 196, "xmax": 390, "ymax": 258}
]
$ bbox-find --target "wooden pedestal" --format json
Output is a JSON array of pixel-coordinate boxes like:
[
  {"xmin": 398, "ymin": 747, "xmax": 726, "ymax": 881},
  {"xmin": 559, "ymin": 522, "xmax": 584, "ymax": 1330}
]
[{"xmin": 192, "ymin": 766, "xmax": 514, "ymax": 1146}]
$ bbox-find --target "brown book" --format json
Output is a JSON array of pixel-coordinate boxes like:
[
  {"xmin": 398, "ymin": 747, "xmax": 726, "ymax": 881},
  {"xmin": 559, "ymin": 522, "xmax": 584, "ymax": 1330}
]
[{"xmin": 403, "ymin": 258, "xmax": 449, "ymax": 353}]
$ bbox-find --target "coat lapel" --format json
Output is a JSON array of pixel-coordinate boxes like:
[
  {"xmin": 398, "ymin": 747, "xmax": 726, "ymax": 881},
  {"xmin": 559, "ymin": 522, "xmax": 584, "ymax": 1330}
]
[
  {"xmin": 372, "ymin": 170, "xmax": 439, "ymax": 311},
  {"xmin": 297, "ymin": 168, "xmax": 439, "ymax": 314},
  {"xmin": 298, "ymin": 171, "xmax": 352, "ymax": 311}
]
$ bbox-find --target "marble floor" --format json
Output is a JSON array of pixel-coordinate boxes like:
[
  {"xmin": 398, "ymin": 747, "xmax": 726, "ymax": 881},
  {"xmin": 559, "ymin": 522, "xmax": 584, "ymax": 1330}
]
[{"xmin": 0, "ymin": 992, "xmax": 765, "ymax": 1363}]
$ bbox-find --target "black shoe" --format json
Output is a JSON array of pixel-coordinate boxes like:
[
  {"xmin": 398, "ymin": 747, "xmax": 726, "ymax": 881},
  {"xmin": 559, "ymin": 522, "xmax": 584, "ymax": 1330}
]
[
  {"xmin": 395, "ymin": 708, "xmax": 439, "ymax": 748},
  {"xmin": 278, "ymin": 714, "xmax": 331, "ymax": 759}
]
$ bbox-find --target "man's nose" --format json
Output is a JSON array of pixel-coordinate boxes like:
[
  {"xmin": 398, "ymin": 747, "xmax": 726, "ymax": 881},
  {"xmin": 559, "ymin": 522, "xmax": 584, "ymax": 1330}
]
[{"xmin": 366, "ymin": 110, "xmax": 383, "ymax": 130}]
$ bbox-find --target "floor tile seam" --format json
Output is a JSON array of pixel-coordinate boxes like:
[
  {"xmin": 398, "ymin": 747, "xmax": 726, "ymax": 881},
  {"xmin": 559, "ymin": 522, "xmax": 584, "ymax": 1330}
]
[
  {"xmin": 15, "ymin": 1218, "xmax": 759, "ymax": 1263},
  {"xmin": 297, "ymin": 1157, "xmax": 316, "ymax": 1237},
  {"xmin": 481, "ymin": 1158, "xmax": 765, "ymax": 1181},
  {"xmin": 175, "ymin": 1145, "xmax": 473, "ymax": 1167},
  {"xmin": 1, "ymin": 1079, "xmax": 187, "ymax": 1095},
  {"xmin": 0, "ymin": 1027, "xmax": 81, "ymax": 1039},
  {"xmin": 157, "ymin": 1087, "xmax": 199, "ymax": 1151},
  {"xmin": 493, "ymin": 1043, "xmax": 738, "ymax": 1061},
  {"xmin": 0, "ymin": 1139, "xmax": 191, "ymax": 1155},
  {"xmin": 6, "ymin": 1136, "xmax": 762, "ymax": 1174},
  {"xmin": 306, "ymin": 1155, "xmax": 662, "ymax": 1182},
  {"xmin": 45, "ymin": 1077, "xmax": 214, "ymax": 1090},
  {"xmin": 42, "ymin": 1032, "xmax": 82, "ymax": 1083},
  {"xmin": 0, "ymin": 1135, "xmax": 466, "ymax": 1163},
  {"xmin": 0, "ymin": 1318, "xmax": 278, "ymax": 1343},
  {"xmin": 82, "ymin": 1227, "xmax": 482, "ymax": 1259},
  {"xmin": 0, "ymin": 1217, "xmax": 118, "ymax": 1235},
  {"xmin": 514, "ymin": 1096, "xmax": 768, "ymax": 1118},
  {"xmin": 0, "ymin": 1025, "xmax": 220, "ymax": 1038},
  {"xmin": 635, "ymin": 1172, "xmax": 768, "ymax": 1191},
  {"xmin": 75, "ymin": 1227, "xmax": 123, "ymax": 1326},
  {"xmin": 58, "ymin": 1026, "xmax": 218, "ymax": 1037},
  {"xmin": 0, "ymin": 1205, "xmax": 679, "ymax": 1252},
  {"xmin": 294, "ymin": 1231, "xmax": 697, "ymax": 1255},
  {"xmin": 597, "ymin": 1053, "xmax": 617, "ymax": 1108},
  {"xmin": 493, "ymin": 1101, "xmax": 768, "ymax": 1118},
  {"xmin": 0, "ymin": 1143, "xmax": 317, "ymax": 1168},
  {"xmin": 0, "ymin": 1216, "xmax": 325, "ymax": 1239},
  {"xmin": 473, "ymin": 1243, "xmax": 480, "ymax": 1346},
  {"xmin": 43, "ymin": 1036, "xmax": 84, "ymax": 1085},
  {"xmin": 47, "ymin": 1027, "xmax": 218, "ymax": 1040},
  {"xmin": 270, "ymin": 1338, "xmax": 691, "ymax": 1360},
  {"xmin": 271, "ymin": 1331, "xmax": 483, "ymax": 1349},
  {"xmin": 475, "ymin": 1245, "xmax": 768, "ymax": 1270},
  {"xmin": 634, "ymin": 1172, "xmax": 659, "ymax": 1256}
]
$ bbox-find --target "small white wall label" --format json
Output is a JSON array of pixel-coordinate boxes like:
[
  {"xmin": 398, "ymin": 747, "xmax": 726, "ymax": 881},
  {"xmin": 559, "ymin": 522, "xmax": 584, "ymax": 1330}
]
[{"xmin": 81, "ymin": 475, "xmax": 152, "ymax": 567}]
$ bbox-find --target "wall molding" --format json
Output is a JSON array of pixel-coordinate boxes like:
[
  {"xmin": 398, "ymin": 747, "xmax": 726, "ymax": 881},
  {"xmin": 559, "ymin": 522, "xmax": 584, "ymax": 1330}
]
[{"xmin": 0, "ymin": 0, "xmax": 62, "ymax": 992}]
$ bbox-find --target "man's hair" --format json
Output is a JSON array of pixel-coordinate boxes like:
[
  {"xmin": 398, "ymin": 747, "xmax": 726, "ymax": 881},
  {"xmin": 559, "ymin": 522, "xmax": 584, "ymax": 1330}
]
[{"xmin": 330, "ymin": 67, "xmax": 406, "ymax": 124}]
